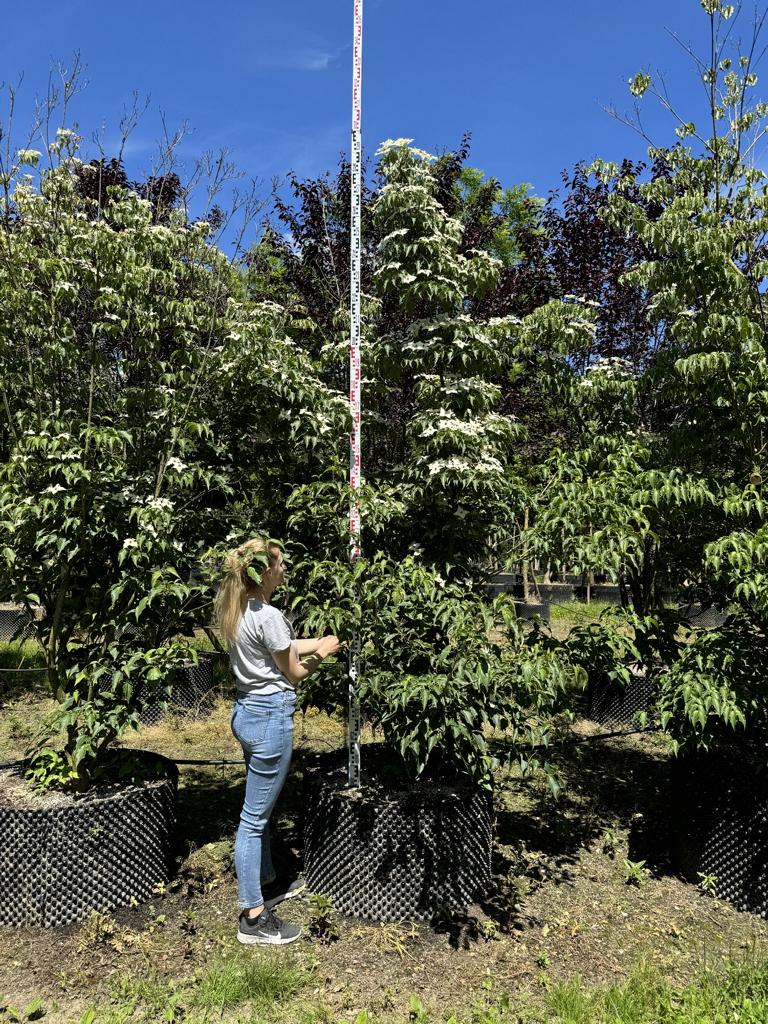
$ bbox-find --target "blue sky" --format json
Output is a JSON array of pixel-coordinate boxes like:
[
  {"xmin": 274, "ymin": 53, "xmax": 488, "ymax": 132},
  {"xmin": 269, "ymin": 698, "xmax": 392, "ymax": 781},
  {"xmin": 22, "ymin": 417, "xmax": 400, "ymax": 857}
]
[{"xmin": 1, "ymin": 1, "xmax": 758, "ymax": 245}]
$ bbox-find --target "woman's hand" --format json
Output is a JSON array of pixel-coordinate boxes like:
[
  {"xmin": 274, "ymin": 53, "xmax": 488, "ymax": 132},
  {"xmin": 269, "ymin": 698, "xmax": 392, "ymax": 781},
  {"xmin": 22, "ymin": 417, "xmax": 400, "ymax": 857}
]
[
  {"xmin": 274, "ymin": 634, "xmax": 345, "ymax": 686},
  {"xmin": 317, "ymin": 634, "xmax": 343, "ymax": 658}
]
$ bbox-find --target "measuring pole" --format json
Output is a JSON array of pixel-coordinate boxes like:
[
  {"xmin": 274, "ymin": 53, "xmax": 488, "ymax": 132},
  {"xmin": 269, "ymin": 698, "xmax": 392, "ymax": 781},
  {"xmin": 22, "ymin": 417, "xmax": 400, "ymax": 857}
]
[{"xmin": 347, "ymin": 0, "xmax": 363, "ymax": 788}]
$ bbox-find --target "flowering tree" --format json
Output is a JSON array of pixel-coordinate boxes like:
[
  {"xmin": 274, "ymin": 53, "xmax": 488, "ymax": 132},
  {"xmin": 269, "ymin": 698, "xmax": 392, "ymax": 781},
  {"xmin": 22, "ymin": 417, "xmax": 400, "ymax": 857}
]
[
  {"xmin": 0, "ymin": 130, "xmax": 345, "ymax": 788},
  {"xmin": 367, "ymin": 139, "xmax": 526, "ymax": 567},
  {"xmin": 531, "ymin": 0, "xmax": 768, "ymax": 751}
]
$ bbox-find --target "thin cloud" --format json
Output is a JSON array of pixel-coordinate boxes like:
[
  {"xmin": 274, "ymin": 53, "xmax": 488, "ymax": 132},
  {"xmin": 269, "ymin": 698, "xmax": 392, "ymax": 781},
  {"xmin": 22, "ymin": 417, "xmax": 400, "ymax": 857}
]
[{"xmin": 253, "ymin": 44, "xmax": 348, "ymax": 73}]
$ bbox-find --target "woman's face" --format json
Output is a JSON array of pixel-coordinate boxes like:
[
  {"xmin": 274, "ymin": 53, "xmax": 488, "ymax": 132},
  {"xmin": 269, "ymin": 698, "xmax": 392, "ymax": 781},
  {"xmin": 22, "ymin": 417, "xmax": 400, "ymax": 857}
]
[{"xmin": 265, "ymin": 547, "xmax": 285, "ymax": 589}]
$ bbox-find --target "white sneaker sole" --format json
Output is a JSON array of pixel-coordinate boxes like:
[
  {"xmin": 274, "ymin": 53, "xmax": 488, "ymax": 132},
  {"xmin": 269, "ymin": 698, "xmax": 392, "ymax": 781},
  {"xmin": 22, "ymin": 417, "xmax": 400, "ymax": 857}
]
[{"xmin": 237, "ymin": 927, "xmax": 302, "ymax": 945}]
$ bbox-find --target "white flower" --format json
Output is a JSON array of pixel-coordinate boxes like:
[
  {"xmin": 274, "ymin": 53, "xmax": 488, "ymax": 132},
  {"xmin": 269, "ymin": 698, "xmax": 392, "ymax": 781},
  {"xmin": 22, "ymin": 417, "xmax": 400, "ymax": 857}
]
[
  {"xmin": 122, "ymin": 538, "xmax": 139, "ymax": 550},
  {"xmin": 17, "ymin": 149, "xmax": 41, "ymax": 165},
  {"xmin": 43, "ymin": 484, "xmax": 65, "ymax": 495},
  {"xmin": 427, "ymin": 455, "xmax": 503, "ymax": 476},
  {"xmin": 376, "ymin": 138, "xmax": 415, "ymax": 154},
  {"xmin": 166, "ymin": 457, "xmax": 188, "ymax": 473},
  {"xmin": 146, "ymin": 497, "xmax": 174, "ymax": 511}
]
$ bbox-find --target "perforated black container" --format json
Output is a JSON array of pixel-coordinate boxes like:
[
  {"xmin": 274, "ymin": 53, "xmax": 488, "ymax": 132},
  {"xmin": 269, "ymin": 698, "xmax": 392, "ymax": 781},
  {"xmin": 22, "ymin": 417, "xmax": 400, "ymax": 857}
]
[
  {"xmin": 670, "ymin": 747, "xmax": 768, "ymax": 916},
  {"xmin": 575, "ymin": 585, "xmax": 622, "ymax": 605},
  {"xmin": 140, "ymin": 652, "xmax": 217, "ymax": 725},
  {"xmin": 678, "ymin": 603, "xmax": 728, "ymax": 630},
  {"xmin": 535, "ymin": 583, "xmax": 575, "ymax": 604},
  {"xmin": 514, "ymin": 600, "xmax": 550, "ymax": 625},
  {"xmin": 485, "ymin": 574, "xmax": 518, "ymax": 597},
  {"xmin": 302, "ymin": 752, "xmax": 493, "ymax": 921},
  {"xmin": 0, "ymin": 751, "xmax": 177, "ymax": 927},
  {"xmin": 587, "ymin": 670, "xmax": 655, "ymax": 728},
  {"xmin": 0, "ymin": 604, "xmax": 34, "ymax": 643}
]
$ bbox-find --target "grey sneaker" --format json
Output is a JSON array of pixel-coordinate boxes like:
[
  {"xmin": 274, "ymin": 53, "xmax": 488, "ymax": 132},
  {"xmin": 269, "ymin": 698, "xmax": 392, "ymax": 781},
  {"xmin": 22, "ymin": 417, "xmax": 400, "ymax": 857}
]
[
  {"xmin": 262, "ymin": 876, "xmax": 306, "ymax": 910},
  {"xmin": 238, "ymin": 907, "xmax": 302, "ymax": 945}
]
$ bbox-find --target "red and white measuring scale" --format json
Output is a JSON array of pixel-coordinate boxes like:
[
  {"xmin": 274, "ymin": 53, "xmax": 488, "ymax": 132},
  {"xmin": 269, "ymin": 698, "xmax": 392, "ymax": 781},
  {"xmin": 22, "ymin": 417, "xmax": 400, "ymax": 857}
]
[{"xmin": 347, "ymin": 0, "xmax": 363, "ymax": 787}]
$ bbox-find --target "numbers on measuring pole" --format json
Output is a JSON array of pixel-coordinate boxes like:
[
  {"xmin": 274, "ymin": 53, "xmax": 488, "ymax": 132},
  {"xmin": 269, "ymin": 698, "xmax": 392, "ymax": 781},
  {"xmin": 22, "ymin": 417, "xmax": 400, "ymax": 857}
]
[{"xmin": 347, "ymin": 0, "xmax": 364, "ymax": 790}]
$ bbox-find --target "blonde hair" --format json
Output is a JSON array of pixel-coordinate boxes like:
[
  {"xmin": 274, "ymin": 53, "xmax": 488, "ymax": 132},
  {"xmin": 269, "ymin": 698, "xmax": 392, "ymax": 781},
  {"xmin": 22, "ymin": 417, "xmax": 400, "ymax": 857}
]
[{"xmin": 214, "ymin": 537, "xmax": 282, "ymax": 646}]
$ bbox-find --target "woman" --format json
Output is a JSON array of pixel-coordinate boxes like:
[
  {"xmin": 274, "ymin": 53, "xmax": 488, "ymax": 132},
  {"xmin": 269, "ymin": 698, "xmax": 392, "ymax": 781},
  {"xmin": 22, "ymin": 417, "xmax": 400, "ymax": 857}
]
[{"xmin": 215, "ymin": 536, "xmax": 342, "ymax": 945}]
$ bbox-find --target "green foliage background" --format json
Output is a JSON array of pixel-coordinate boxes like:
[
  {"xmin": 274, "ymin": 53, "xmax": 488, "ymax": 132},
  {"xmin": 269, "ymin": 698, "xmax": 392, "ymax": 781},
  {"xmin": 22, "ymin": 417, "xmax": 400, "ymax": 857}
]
[{"xmin": 2, "ymin": 0, "xmax": 768, "ymax": 789}]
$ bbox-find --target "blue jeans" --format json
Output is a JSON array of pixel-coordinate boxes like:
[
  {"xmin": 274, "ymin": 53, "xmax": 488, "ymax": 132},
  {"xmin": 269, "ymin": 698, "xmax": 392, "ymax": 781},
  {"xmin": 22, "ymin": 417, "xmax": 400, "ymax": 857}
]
[{"xmin": 231, "ymin": 689, "xmax": 296, "ymax": 909}]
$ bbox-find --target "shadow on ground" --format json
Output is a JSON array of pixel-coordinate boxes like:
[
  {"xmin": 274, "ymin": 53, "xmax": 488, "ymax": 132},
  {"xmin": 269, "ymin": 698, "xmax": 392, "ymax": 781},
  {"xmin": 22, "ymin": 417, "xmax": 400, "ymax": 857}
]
[
  {"xmin": 174, "ymin": 761, "xmax": 306, "ymax": 883},
  {"xmin": 170, "ymin": 728, "xmax": 676, "ymax": 949}
]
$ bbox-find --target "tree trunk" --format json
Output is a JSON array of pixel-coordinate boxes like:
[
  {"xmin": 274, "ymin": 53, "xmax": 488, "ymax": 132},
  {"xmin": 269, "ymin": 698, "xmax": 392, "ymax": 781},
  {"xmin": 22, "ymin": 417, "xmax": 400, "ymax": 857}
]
[{"xmin": 522, "ymin": 508, "xmax": 530, "ymax": 602}]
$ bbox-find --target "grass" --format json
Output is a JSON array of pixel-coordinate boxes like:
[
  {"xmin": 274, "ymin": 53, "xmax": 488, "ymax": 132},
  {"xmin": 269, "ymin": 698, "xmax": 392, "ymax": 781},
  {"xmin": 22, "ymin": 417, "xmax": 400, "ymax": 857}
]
[
  {"xmin": 194, "ymin": 951, "xmax": 308, "ymax": 1011},
  {"xmin": 0, "ymin": 639, "xmax": 47, "ymax": 707},
  {"xmin": 535, "ymin": 956, "xmax": 768, "ymax": 1024},
  {"xmin": 19, "ymin": 957, "xmax": 768, "ymax": 1024},
  {"xmin": 549, "ymin": 601, "xmax": 618, "ymax": 625}
]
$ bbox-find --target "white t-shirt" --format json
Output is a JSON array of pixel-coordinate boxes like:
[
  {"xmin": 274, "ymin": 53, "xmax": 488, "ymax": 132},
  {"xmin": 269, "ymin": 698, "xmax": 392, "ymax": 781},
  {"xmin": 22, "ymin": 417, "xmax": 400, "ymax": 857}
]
[{"xmin": 230, "ymin": 600, "xmax": 297, "ymax": 694}]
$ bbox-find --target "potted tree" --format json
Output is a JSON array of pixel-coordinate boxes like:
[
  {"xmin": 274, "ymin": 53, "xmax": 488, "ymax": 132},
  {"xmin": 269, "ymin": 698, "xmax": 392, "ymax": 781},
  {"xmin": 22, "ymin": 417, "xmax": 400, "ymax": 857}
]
[
  {"xmin": 293, "ymin": 554, "xmax": 581, "ymax": 921},
  {"xmin": 0, "ymin": 113, "xmax": 346, "ymax": 924},
  {"xmin": 529, "ymin": 1, "xmax": 768, "ymax": 911},
  {"xmin": 282, "ymin": 139, "xmax": 588, "ymax": 920}
]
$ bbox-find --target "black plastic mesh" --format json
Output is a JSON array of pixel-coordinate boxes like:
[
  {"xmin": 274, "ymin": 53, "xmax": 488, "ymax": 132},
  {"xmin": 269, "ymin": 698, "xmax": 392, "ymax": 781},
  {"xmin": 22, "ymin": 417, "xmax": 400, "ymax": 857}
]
[
  {"xmin": 678, "ymin": 603, "xmax": 728, "ymax": 629},
  {"xmin": 0, "ymin": 754, "xmax": 177, "ymax": 927},
  {"xmin": 587, "ymin": 672, "xmax": 655, "ymax": 727},
  {"xmin": 671, "ymin": 750, "xmax": 768, "ymax": 916},
  {"xmin": 536, "ymin": 584, "xmax": 575, "ymax": 604},
  {"xmin": 303, "ymin": 774, "xmax": 493, "ymax": 921},
  {"xmin": 575, "ymin": 586, "xmax": 622, "ymax": 605},
  {"xmin": 140, "ymin": 653, "xmax": 217, "ymax": 725},
  {"xmin": 515, "ymin": 601, "xmax": 550, "ymax": 624},
  {"xmin": 0, "ymin": 606, "xmax": 34, "ymax": 643}
]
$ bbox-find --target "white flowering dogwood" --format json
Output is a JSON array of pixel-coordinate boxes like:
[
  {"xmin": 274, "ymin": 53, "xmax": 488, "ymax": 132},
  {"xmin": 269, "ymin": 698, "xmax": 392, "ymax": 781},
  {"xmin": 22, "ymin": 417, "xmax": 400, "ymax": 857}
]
[
  {"xmin": 369, "ymin": 140, "xmax": 527, "ymax": 567},
  {"xmin": 0, "ymin": 134, "xmax": 345, "ymax": 790}
]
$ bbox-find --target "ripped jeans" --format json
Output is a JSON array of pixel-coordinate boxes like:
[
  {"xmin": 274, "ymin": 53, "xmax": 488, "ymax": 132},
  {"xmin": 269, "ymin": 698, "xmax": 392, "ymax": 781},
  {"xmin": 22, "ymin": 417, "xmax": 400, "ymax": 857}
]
[{"xmin": 231, "ymin": 689, "xmax": 296, "ymax": 909}]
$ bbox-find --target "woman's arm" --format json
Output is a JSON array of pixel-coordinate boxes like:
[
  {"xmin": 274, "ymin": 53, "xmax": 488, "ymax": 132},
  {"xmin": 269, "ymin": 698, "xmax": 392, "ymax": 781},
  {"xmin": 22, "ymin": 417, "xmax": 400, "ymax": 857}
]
[
  {"xmin": 272, "ymin": 635, "xmax": 342, "ymax": 686},
  {"xmin": 295, "ymin": 638, "xmax": 322, "ymax": 656}
]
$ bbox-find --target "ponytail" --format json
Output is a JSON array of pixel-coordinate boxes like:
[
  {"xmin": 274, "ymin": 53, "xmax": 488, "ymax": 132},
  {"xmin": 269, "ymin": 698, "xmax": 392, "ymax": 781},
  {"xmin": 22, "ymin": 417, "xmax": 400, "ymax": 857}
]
[{"xmin": 214, "ymin": 537, "xmax": 281, "ymax": 646}]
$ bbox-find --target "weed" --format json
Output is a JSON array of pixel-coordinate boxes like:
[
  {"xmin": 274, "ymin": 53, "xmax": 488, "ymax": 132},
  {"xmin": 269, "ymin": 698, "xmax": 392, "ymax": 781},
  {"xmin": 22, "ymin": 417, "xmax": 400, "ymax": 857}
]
[
  {"xmin": 0, "ymin": 996, "xmax": 45, "ymax": 1022},
  {"xmin": 107, "ymin": 972, "xmax": 177, "ymax": 1015},
  {"xmin": 697, "ymin": 871, "xmax": 718, "ymax": 898},
  {"xmin": 481, "ymin": 970, "xmax": 497, "ymax": 991},
  {"xmin": 179, "ymin": 908, "xmax": 198, "ymax": 935},
  {"xmin": 368, "ymin": 920, "xmax": 418, "ymax": 958},
  {"xmin": 408, "ymin": 994, "xmax": 429, "ymax": 1023},
  {"xmin": 535, "ymin": 949, "xmax": 551, "ymax": 969},
  {"xmin": 143, "ymin": 903, "xmax": 167, "ymax": 934},
  {"xmin": 472, "ymin": 989, "xmax": 510, "ymax": 1024},
  {"xmin": 509, "ymin": 874, "xmax": 532, "ymax": 903},
  {"xmin": 80, "ymin": 1006, "xmax": 134, "ymax": 1024},
  {"xmin": 76, "ymin": 910, "xmax": 116, "ymax": 951},
  {"xmin": 305, "ymin": 892, "xmax": 340, "ymax": 944},
  {"xmin": 622, "ymin": 858, "xmax": 650, "ymax": 887},
  {"xmin": 477, "ymin": 918, "xmax": 500, "ymax": 942},
  {"xmin": 195, "ymin": 952, "xmax": 306, "ymax": 1011}
]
